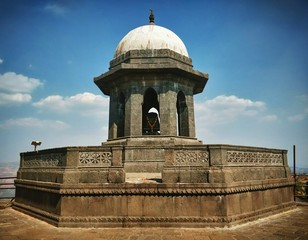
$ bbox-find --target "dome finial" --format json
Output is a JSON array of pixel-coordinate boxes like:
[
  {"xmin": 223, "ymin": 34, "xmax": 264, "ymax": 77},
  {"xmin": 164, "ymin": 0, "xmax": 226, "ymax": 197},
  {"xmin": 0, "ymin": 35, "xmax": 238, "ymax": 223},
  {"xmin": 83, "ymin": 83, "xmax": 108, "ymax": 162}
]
[{"xmin": 149, "ymin": 9, "xmax": 155, "ymax": 24}]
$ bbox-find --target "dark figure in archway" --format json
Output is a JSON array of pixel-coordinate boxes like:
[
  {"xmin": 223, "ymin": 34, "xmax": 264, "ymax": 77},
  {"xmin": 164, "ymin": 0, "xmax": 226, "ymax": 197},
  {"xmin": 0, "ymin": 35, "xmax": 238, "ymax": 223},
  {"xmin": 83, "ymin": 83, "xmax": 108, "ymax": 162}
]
[
  {"xmin": 144, "ymin": 109, "xmax": 160, "ymax": 135},
  {"xmin": 142, "ymin": 88, "xmax": 160, "ymax": 135}
]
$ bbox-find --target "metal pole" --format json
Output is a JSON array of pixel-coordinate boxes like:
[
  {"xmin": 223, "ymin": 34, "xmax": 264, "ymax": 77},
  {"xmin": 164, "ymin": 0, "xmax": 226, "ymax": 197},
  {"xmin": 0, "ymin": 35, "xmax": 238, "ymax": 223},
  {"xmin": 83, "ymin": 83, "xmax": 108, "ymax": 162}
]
[{"xmin": 293, "ymin": 145, "xmax": 296, "ymax": 201}]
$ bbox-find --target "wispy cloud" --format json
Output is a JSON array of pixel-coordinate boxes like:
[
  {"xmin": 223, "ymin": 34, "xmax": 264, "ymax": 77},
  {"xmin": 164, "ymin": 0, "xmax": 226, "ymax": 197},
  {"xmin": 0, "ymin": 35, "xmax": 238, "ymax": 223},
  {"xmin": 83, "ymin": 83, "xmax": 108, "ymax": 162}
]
[
  {"xmin": 259, "ymin": 114, "xmax": 278, "ymax": 122},
  {"xmin": 33, "ymin": 92, "xmax": 109, "ymax": 118},
  {"xmin": 0, "ymin": 72, "xmax": 43, "ymax": 105},
  {"xmin": 0, "ymin": 117, "xmax": 69, "ymax": 130},
  {"xmin": 287, "ymin": 95, "xmax": 308, "ymax": 122},
  {"xmin": 288, "ymin": 108, "xmax": 308, "ymax": 122},
  {"xmin": 296, "ymin": 94, "xmax": 308, "ymax": 102},
  {"xmin": 0, "ymin": 58, "xmax": 3, "ymax": 64},
  {"xmin": 44, "ymin": 2, "xmax": 67, "ymax": 16}
]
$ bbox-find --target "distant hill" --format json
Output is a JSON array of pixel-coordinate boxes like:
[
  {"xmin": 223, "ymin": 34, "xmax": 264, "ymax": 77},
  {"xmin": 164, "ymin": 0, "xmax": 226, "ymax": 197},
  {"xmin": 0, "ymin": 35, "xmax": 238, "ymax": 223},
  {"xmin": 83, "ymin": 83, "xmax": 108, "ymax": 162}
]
[
  {"xmin": 292, "ymin": 167, "xmax": 308, "ymax": 175},
  {"xmin": 0, "ymin": 161, "xmax": 17, "ymax": 199},
  {"xmin": 0, "ymin": 161, "xmax": 19, "ymax": 177}
]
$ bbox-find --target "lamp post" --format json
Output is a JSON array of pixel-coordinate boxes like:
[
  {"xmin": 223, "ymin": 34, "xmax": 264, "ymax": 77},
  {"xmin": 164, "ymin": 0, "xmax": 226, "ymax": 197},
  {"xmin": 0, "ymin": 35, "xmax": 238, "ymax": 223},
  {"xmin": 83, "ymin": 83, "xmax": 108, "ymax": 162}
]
[{"xmin": 31, "ymin": 141, "xmax": 41, "ymax": 151}]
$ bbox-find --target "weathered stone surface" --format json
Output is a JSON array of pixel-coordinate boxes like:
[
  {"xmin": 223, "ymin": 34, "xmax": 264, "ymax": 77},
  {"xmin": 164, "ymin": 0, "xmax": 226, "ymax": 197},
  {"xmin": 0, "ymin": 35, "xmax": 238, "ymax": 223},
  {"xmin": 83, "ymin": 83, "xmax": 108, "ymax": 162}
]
[
  {"xmin": 13, "ymin": 179, "xmax": 295, "ymax": 227},
  {"xmin": 2, "ymin": 205, "xmax": 308, "ymax": 239},
  {"xmin": 13, "ymin": 24, "xmax": 294, "ymax": 228},
  {"xmin": 108, "ymin": 168, "xmax": 125, "ymax": 183},
  {"xmin": 95, "ymin": 49, "xmax": 208, "ymax": 141},
  {"xmin": 15, "ymin": 140, "xmax": 294, "ymax": 228}
]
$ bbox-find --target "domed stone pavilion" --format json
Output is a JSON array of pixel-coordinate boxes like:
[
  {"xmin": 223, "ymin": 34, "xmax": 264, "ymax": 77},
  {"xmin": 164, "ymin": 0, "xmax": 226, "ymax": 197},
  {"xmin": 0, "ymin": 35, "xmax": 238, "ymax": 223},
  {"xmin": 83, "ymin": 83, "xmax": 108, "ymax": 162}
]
[
  {"xmin": 13, "ymin": 11, "xmax": 294, "ymax": 228},
  {"xmin": 94, "ymin": 10, "xmax": 208, "ymax": 175}
]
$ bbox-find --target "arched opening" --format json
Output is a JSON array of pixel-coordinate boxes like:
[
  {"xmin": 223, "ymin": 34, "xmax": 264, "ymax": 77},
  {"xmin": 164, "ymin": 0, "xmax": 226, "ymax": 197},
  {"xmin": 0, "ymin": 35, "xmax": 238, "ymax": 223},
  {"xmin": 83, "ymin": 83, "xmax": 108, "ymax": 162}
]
[
  {"xmin": 117, "ymin": 92, "xmax": 125, "ymax": 137},
  {"xmin": 177, "ymin": 91, "xmax": 189, "ymax": 136},
  {"xmin": 142, "ymin": 88, "xmax": 160, "ymax": 135}
]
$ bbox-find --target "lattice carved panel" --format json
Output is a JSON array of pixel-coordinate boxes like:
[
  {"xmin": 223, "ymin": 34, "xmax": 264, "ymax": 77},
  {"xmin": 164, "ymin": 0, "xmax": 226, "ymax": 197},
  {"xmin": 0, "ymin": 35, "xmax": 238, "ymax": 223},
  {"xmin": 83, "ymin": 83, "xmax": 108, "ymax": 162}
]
[
  {"xmin": 23, "ymin": 153, "xmax": 65, "ymax": 167},
  {"xmin": 174, "ymin": 151, "xmax": 209, "ymax": 166},
  {"xmin": 226, "ymin": 151, "xmax": 283, "ymax": 166},
  {"xmin": 79, "ymin": 152, "xmax": 112, "ymax": 167}
]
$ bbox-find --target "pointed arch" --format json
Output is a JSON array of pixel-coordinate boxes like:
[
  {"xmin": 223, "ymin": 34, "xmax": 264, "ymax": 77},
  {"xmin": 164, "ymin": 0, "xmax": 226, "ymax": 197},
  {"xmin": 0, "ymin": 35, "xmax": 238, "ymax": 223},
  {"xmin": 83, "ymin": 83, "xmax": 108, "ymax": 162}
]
[
  {"xmin": 177, "ymin": 91, "xmax": 189, "ymax": 136},
  {"xmin": 142, "ymin": 88, "xmax": 160, "ymax": 135}
]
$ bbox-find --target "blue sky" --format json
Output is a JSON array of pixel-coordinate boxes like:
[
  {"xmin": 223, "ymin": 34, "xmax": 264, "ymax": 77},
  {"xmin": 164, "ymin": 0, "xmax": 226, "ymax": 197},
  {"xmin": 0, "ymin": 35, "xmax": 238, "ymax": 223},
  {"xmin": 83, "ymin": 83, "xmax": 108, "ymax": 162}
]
[{"xmin": 0, "ymin": 0, "xmax": 307, "ymax": 174}]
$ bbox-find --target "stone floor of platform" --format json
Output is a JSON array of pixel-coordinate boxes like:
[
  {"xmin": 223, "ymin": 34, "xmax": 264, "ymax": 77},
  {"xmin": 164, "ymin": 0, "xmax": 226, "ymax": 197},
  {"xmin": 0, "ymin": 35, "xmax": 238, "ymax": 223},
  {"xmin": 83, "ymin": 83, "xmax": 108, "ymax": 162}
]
[
  {"xmin": 125, "ymin": 172, "xmax": 162, "ymax": 183},
  {"xmin": 0, "ymin": 199, "xmax": 308, "ymax": 240}
]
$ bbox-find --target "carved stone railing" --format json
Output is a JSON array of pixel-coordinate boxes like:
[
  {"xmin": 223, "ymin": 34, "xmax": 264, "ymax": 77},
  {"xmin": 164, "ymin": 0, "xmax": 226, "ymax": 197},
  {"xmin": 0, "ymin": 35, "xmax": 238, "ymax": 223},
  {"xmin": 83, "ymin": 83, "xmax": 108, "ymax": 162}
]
[
  {"xmin": 226, "ymin": 150, "xmax": 283, "ymax": 166},
  {"xmin": 174, "ymin": 149, "xmax": 209, "ymax": 166},
  {"xmin": 23, "ymin": 152, "xmax": 65, "ymax": 168},
  {"xmin": 207, "ymin": 145, "xmax": 287, "ymax": 167},
  {"xmin": 163, "ymin": 146, "xmax": 209, "ymax": 183},
  {"xmin": 162, "ymin": 144, "xmax": 289, "ymax": 183},
  {"xmin": 20, "ymin": 146, "xmax": 124, "ymax": 168},
  {"xmin": 78, "ymin": 151, "xmax": 112, "ymax": 167},
  {"xmin": 19, "ymin": 146, "xmax": 125, "ymax": 183}
]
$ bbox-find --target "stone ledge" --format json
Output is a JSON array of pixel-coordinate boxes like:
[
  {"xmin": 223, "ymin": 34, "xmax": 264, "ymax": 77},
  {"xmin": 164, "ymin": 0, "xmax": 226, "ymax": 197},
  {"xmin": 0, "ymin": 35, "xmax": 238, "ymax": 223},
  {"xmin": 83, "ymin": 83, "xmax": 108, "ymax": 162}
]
[
  {"xmin": 15, "ymin": 179, "xmax": 294, "ymax": 195},
  {"xmin": 12, "ymin": 200, "xmax": 296, "ymax": 228},
  {"xmin": 13, "ymin": 202, "xmax": 60, "ymax": 226},
  {"xmin": 110, "ymin": 49, "xmax": 193, "ymax": 69}
]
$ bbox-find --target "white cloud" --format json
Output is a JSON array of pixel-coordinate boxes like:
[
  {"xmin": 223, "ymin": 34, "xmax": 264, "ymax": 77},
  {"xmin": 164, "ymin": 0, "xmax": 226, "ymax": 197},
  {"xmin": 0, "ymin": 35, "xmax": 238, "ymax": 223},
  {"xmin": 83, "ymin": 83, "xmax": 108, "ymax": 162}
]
[
  {"xmin": 0, "ymin": 93, "xmax": 32, "ymax": 105},
  {"xmin": 202, "ymin": 95, "xmax": 265, "ymax": 109},
  {"xmin": 0, "ymin": 72, "xmax": 43, "ymax": 93},
  {"xmin": 0, "ymin": 117, "xmax": 69, "ymax": 130},
  {"xmin": 0, "ymin": 58, "xmax": 3, "ymax": 64},
  {"xmin": 0, "ymin": 72, "xmax": 43, "ymax": 105},
  {"xmin": 194, "ymin": 95, "xmax": 284, "ymax": 150},
  {"xmin": 195, "ymin": 95, "xmax": 266, "ymax": 125},
  {"xmin": 33, "ymin": 92, "xmax": 109, "ymax": 117}
]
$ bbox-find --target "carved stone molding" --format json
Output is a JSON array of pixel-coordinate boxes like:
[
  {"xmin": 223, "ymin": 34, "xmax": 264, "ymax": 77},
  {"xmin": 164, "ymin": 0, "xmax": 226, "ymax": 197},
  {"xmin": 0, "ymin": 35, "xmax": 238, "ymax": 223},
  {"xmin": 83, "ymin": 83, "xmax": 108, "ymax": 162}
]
[
  {"xmin": 13, "ymin": 196, "xmax": 295, "ymax": 228},
  {"xmin": 226, "ymin": 151, "xmax": 283, "ymax": 166},
  {"xmin": 58, "ymin": 182, "xmax": 292, "ymax": 195},
  {"xmin": 110, "ymin": 49, "xmax": 192, "ymax": 68},
  {"xmin": 61, "ymin": 216, "xmax": 229, "ymax": 224},
  {"xmin": 15, "ymin": 179, "xmax": 293, "ymax": 195},
  {"xmin": 79, "ymin": 152, "xmax": 112, "ymax": 167},
  {"xmin": 174, "ymin": 151, "xmax": 209, "ymax": 166},
  {"xmin": 13, "ymin": 202, "xmax": 60, "ymax": 222},
  {"xmin": 23, "ymin": 153, "xmax": 65, "ymax": 167},
  {"xmin": 61, "ymin": 202, "xmax": 295, "ymax": 224}
]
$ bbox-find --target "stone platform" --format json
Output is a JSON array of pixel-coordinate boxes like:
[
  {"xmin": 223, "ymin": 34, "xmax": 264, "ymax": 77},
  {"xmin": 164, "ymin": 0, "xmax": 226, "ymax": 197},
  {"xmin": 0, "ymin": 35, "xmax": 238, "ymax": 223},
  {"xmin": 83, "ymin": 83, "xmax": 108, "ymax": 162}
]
[
  {"xmin": 1, "ymin": 203, "xmax": 308, "ymax": 240},
  {"xmin": 13, "ymin": 142, "xmax": 294, "ymax": 228}
]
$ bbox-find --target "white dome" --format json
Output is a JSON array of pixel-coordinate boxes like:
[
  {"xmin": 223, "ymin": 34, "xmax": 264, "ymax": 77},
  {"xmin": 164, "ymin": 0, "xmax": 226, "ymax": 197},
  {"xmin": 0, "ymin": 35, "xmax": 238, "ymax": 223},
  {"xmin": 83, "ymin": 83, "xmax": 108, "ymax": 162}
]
[{"xmin": 114, "ymin": 24, "xmax": 189, "ymax": 58}]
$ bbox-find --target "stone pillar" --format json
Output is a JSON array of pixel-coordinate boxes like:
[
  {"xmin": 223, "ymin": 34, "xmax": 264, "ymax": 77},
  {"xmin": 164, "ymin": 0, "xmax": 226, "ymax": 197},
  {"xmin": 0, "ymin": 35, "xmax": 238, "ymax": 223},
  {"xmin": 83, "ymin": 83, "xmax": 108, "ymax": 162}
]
[
  {"xmin": 108, "ymin": 92, "xmax": 118, "ymax": 139},
  {"xmin": 125, "ymin": 92, "xmax": 142, "ymax": 136},
  {"xmin": 159, "ymin": 91, "xmax": 177, "ymax": 135},
  {"xmin": 207, "ymin": 145, "xmax": 228, "ymax": 184},
  {"xmin": 108, "ymin": 146, "xmax": 125, "ymax": 183},
  {"xmin": 186, "ymin": 94, "xmax": 196, "ymax": 138},
  {"xmin": 111, "ymin": 146, "xmax": 123, "ymax": 166}
]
